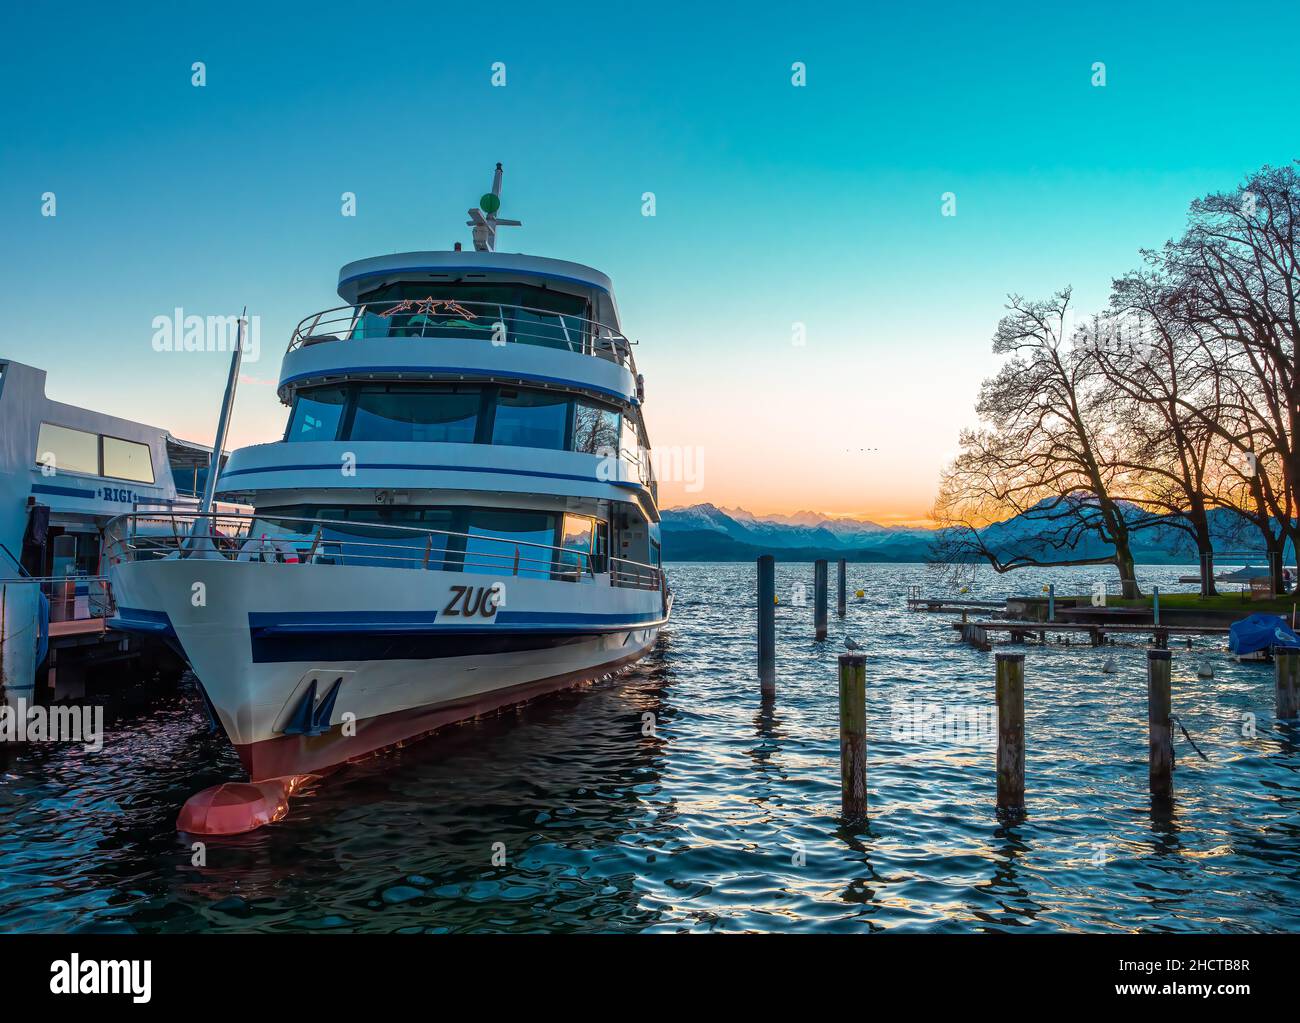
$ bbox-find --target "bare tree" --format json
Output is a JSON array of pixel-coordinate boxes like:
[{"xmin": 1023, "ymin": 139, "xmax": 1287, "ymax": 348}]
[
  {"xmin": 933, "ymin": 289, "xmax": 1148, "ymax": 596},
  {"xmin": 1093, "ymin": 274, "xmax": 1223, "ymax": 592},
  {"xmin": 1141, "ymin": 163, "xmax": 1300, "ymax": 588}
]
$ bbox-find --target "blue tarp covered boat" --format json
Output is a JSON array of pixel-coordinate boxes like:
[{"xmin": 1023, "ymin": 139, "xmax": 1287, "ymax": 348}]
[{"xmin": 1228, "ymin": 613, "xmax": 1300, "ymax": 656}]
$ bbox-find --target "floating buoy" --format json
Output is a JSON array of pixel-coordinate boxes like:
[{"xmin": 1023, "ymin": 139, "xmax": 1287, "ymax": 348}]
[
  {"xmin": 176, "ymin": 775, "xmax": 312, "ymax": 835},
  {"xmin": 1197, "ymin": 661, "xmax": 1214, "ymax": 679},
  {"xmin": 855, "ymin": 589, "xmax": 864, "ymax": 598},
  {"xmin": 959, "ymin": 586, "xmax": 970, "ymax": 594},
  {"xmin": 1102, "ymin": 656, "xmax": 1118, "ymax": 674},
  {"xmin": 774, "ymin": 595, "xmax": 779, "ymax": 605}
]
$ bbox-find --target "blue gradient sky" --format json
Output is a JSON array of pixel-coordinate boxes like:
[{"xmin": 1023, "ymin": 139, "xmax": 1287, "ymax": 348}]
[{"xmin": 3, "ymin": 1, "xmax": 1297, "ymax": 522}]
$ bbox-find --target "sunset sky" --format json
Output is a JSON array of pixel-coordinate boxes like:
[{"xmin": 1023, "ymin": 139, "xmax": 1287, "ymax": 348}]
[{"xmin": 4, "ymin": 2, "xmax": 1298, "ymax": 525}]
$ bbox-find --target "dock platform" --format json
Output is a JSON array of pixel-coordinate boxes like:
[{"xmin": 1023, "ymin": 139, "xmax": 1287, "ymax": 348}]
[{"xmin": 953, "ymin": 618, "xmax": 1230, "ymax": 650}]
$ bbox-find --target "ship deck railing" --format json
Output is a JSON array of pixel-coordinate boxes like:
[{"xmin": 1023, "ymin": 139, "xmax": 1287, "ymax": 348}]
[
  {"xmin": 105, "ymin": 512, "xmax": 663, "ymax": 591},
  {"xmin": 288, "ymin": 299, "xmax": 638, "ymax": 374}
]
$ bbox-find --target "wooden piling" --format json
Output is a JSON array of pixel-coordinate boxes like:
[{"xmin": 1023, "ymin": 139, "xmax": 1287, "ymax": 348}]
[
  {"xmin": 757, "ymin": 555, "xmax": 775, "ymax": 696},
  {"xmin": 1147, "ymin": 649, "xmax": 1173, "ymax": 799},
  {"xmin": 838, "ymin": 652, "xmax": 867, "ymax": 820},
  {"xmin": 1047, "ymin": 583, "xmax": 1055, "ymax": 622},
  {"xmin": 995, "ymin": 652, "xmax": 1025, "ymax": 810},
  {"xmin": 814, "ymin": 559, "xmax": 828, "ymax": 640},
  {"xmin": 1275, "ymin": 645, "xmax": 1300, "ymax": 720},
  {"xmin": 836, "ymin": 559, "xmax": 847, "ymax": 618}
]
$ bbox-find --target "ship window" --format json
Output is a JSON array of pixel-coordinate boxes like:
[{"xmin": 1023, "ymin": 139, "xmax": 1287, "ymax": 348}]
[
  {"xmin": 35, "ymin": 423, "xmax": 100, "ymax": 476},
  {"xmin": 558, "ymin": 513, "xmax": 596, "ymax": 579},
  {"xmin": 463, "ymin": 508, "xmax": 558, "ymax": 579},
  {"xmin": 102, "ymin": 436, "xmax": 155, "ymax": 483},
  {"xmin": 286, "ymin": 386, "xmax": 348, "ymax": 441},
  {"xmin": 491, "ymin": 389, "xmax": 570, "ymax": 450},
  {"xmin": 573, "ymin": 401, "xmax": 620, "ymax": 455},
  {"xmin": 620, "ymin": 414, "xmax": 642, "ymax": 480},
  {"xmin": 350, "ymin": 384, "xmax": 480, "ymax": 443}
]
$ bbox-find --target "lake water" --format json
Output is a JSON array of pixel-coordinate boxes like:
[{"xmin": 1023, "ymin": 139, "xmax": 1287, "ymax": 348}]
[{"xmin": 2, "ymin": 562, "xmax": 1299, "ymax": 933}]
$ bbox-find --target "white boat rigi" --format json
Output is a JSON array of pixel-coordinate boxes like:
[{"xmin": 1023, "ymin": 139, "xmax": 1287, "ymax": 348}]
[
  {"xmin": 106, "ymin": 166, "xmax": 669, "ymax": 804},
  {"xmin": 0, "ymin": 359, "xmax": 214, "ymax": 704}
]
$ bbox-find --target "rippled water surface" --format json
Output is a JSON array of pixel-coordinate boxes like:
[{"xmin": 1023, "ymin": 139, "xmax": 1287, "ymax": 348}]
[{"xmin": 3, "ymin": 562, "xmax": 1300, "ymax": 932}]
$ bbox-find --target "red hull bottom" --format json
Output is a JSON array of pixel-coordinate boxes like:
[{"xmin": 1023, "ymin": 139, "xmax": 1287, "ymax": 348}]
[{"xmin": 234, "ymin": 646, "xmax": 653, "ymax": 781}]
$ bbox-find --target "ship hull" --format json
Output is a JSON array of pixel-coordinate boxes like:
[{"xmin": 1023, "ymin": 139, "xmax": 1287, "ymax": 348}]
[{"xmin": 109, "ymin": 558, "xmax": 664, "ymax": 780}]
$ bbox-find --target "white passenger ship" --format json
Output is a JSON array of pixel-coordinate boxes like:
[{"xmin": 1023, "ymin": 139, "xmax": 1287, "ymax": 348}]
[{"xmin": 107, "ymin": 167, "xmax": 669, "ymax": 788}]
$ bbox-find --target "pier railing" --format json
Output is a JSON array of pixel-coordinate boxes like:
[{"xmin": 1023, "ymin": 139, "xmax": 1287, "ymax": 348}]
[
  {"xmin": 104, "ymin": 512, "xmax": 662, "ymax": 590},
  {"xmin": 0, "ymin": 575, "xmax": 115, "ymax": 622},
  {"xmin": 288, "ymin": 298, "xmax": 638, "ymax": 372}
]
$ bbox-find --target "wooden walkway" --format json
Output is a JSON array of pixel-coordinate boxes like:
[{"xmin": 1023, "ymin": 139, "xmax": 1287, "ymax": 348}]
[
  {"xmin": 907, "ymin": 596, "xmax": 1005, "ymax": 613},
  {"xmin": 953, "ymin": 618, "xmax": 1230, "ymax": 651}
]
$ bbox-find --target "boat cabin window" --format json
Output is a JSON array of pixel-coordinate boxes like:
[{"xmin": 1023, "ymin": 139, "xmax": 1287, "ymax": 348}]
[
  {"xmin": 102, "ymin": 436, "xmax": 155, "ymax": 483},
  {"xmin": 36, "ymin": 423, "xmax": 99, "ymax": 475},
  {"xmin": 283, "ymin": 383, "xmax": 630, "ymax": 462},
  {"xmin": 559, "ymin": 513, "xmax": 597, "ymax": 578},
  {"xmin": 491, "ymin": 388, "xmax": 570, "ymax": 450},
  {"xmin": 349, "ymin": 384, "xmax": 481, "ymax": 444},
  {"xmin": 354, "ymin": 282, "xmax": 591, "ymax": 352},
  {"xmin": 251, "ymin": 503, "xmax": 605, "ymax": 580},
  {"xmin": 34, "ymin": 423, "xmax": 155, "ymax": 483},
  {"xmin": 286, "ymin": 385, "xmax": 349, "ymax": 441},
  {"xmin": 573, "ymin": 401, "xmax": 620, "ymax": 455}
]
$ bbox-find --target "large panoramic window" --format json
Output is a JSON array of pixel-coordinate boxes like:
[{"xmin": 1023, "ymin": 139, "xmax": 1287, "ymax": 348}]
[
  {"xmin": 573, "ymin": 400, "xmax": 620, "ymax": 455},
  {"xmin": 280, "ymin": 381, "xmax": 634, "ymax": 459},
  {"xmin": 102, "ymin": 436, "xmax": 155, "ymax": 483},
  {"xmin": 286, "ymin": 386, "xmax": 348, "ymax": 441},
  {"xmin": 463, "ymin": 508, "xmax": 558, "ymax": 579},
  {"xmin": 350, "ymin": 384, "xmax": 481, "ymax": 443},
  {"xmin": 251, "ymin": 503, "xmax": 569, "ymax": 577},
  {"xmin": 35, "ymin": 423, "xmax": 100, "ymax": 476},
  {"xmin": 352, "ymin": 282, "xmax": 593, "ymax": 350},
  {"xmin": 490, "ymin": 389, "xmax": 569, "ymax": 450}
]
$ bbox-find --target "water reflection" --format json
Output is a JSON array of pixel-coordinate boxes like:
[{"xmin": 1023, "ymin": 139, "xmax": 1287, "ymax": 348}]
[{"xmin": 2, "ymin": 563, "xmax": 1300, "ymax": 931}]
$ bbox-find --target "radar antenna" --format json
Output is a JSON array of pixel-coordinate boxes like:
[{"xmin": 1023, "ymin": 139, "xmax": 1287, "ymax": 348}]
[{"xmin": 466, "ymin": 163, "xmax": 522, "ymax": 252}]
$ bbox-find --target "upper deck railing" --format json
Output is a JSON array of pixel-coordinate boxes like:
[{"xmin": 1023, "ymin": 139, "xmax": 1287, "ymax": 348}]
[{"xmin": 288, "ymin": 298, "xmax": 638, "ymax": 373}]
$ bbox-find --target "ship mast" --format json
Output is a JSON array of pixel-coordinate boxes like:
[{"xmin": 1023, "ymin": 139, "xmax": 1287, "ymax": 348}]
[{"xmin": 466, "ymin": 162, "xmax": 522, "ymax": 252}]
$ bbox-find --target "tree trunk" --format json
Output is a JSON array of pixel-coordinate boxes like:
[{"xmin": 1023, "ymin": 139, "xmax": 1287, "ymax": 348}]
[
  {"xmin": 1114, "ymin": 543, "xmax": 1140, "ymax": 599},
  {"xmin": 1189, "ymin": 504, "xmax": 1217, "ymax": 597}
]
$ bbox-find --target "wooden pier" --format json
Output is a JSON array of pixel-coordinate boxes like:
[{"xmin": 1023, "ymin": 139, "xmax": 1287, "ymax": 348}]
[
  {"xmin": 907, "ymin": 593, "xmax": 1005, "ymax": 613},
  {"xmin": 954, "ymin": 618, "xmax": 1229, "ymax": 650}
]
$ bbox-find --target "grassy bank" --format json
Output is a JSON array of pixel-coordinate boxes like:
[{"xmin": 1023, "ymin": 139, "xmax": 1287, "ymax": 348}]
[{"xmin": 1109, "ymin": 592, "xmax": 1299, "ymax": 614}]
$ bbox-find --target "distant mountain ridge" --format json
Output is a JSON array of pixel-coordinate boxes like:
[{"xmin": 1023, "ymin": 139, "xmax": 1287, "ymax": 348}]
[
  {"xmin": 661, "ymin": 504, "xmax": 934, "ymax": 561},
  {"xmin": 659, "ymin": 502, "xmax": 1293, "ymax": 564}
]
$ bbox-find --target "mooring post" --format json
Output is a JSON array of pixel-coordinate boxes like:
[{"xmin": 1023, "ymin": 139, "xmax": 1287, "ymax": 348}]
[
  {"xmin": 1275, "ymin": 645, "xmax": 1299, "ymax": 720},
  {"xmin": 814, "ymin": 559, "xmax": 828, "ymax": 640},
  {"xmin": 1147, "ymin": 649, "xmax": 1173, "ymax": 799},
  {"xmin": 995, "ymin": 652, "xmax": 1025, "ymax": 810},
  {"xmin": 838, "ymin": 652, "xmax": 867, "ymax": 820},
  {"xmin": 837, "ymin": 559, "xmax": 847, "ymax": 618},
  {"xmin": 1048, "ymin": 583, "xmax": 1055, "ymax": 622},
  {"xmin": 758, "ymin": 555, "xmax": 775, "ymax": 696},
  {"xmin": 1153, "ymin": 586, "xmax": 1160, "ymax": 627}
]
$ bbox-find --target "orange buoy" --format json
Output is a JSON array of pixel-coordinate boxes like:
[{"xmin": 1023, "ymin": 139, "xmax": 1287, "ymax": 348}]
[{"xmin": 176, "ymin": 780, "xmax": 291, "ymax": 835}]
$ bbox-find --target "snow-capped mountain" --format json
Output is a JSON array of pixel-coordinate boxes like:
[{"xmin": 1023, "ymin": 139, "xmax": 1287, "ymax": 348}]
[{"xmin": 661, "ymin": 504, "xmax": 932, "ymax": 559}]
